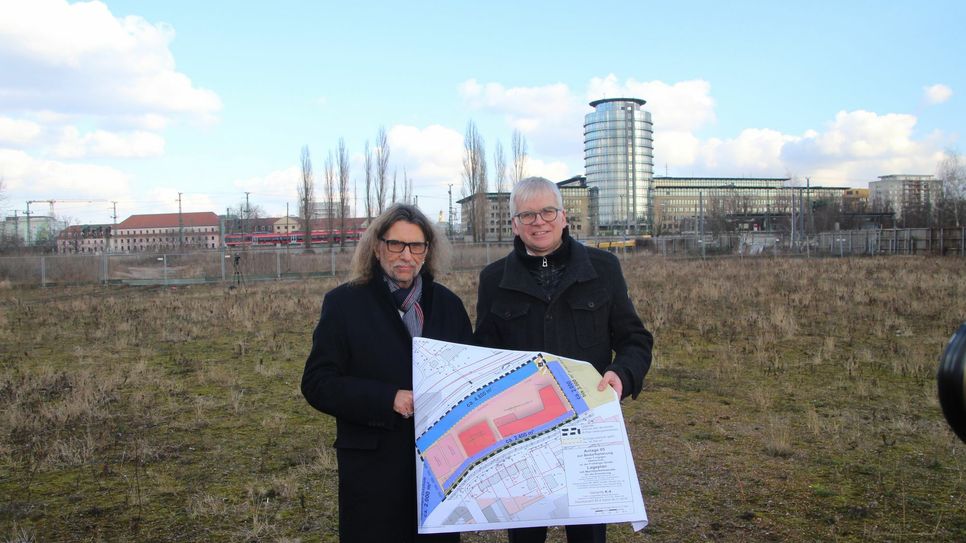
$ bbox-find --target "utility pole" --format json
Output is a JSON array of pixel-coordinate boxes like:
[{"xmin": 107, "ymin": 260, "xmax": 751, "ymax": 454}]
[
  {"xmin": 178, "ymin": 192, "xmax": 184, "ymax": 250},
  {"xmin": 448, "ymin": 184, "xmax": 454, "ymax": 238},
  {"xmin": 110, "ymin": 201, "xmax": 118, "ymax": 253},
  {"xmin": 699, "ymin": 191, "xmax": 705, "ymax": 259},
  {"xmin": 804, "ymin": 179, "xmax": 811, "ymax": 258},
  {"xmin": 806, "ymin": 176, "xmax": 814, "ymax": 234},
  {"xmin": 25, "ymin": 201, "xmax": 31, "ymax": 246},
  {"xmin": 244, "ymin": 192, "xmax": 251, "ymax": 236}
]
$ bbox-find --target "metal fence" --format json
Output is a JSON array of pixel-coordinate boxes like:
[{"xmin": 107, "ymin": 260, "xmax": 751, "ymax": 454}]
[
  {"xmin": 656, "ymin": 227, "xmax": 966, "ymax": 258},
  {"xmin": 0, "ymin": 242, "xmax": 514, "ymax": 287},
  {"xmin": 1, "ymin": 229, "xmax": 963, "ymax": 287},
  {"xmin": 814, "ymin": 228, "xmax": 966, "ymax": 257}
]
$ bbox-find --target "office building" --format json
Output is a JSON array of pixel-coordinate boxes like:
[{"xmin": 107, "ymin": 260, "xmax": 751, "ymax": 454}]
[
  {"xmin": 869, "ymin": 174, "xmax": 941, "ymax": 222},
  {"xmin": 584, "ymin": 98, "xmax": 654, "ymax": 235},
  {"xmin": 651, "ymin": 177, "xmax": 847, "ymax": 233}
]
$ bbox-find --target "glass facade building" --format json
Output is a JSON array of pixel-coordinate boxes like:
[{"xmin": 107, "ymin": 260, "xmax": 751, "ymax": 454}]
[
  {"xmin": 584, "ymin": 98, "xmax": 654, "ymax": 235},
  {"xmin": 651, "ymin": 177, "xmax": 849, "ymax": 233}
]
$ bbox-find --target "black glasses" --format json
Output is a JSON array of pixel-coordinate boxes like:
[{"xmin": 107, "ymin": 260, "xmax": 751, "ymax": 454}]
[
  {"xmin": 514, "ymin": 207, "xmax": 560, "ymax": 225},
  {"xmin": 380, "ymin": 238, "xmax": 429, "ymax": 255}
]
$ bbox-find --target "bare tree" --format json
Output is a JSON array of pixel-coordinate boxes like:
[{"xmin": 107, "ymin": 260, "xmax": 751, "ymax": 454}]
[
  {"xmin": 337, "ymin": 138, "xmax": 350, "ymax": 248},
  {"xmin": 0, "ymin": 175, "xmax": 7, "ymax": 248},
  {"xmin": 937, "ymin": 149, "xmax": 966, "ymax": 227},
  {"xmin": 391, "ymin": 169, "xmax": 398, "ymax": 205},
  {"xmin": 298, "ymin": 145, "xmax": 315, "ymax": 252},
  {"xmin": 511, "ymin": 129, "xmax": 528, "ymax": 185},
  {"xmin": 229, "ymin": 200, "xmax": 265, "ymax": 234},
  {"xmin": 461, "ymin": 120, "xmax": 488, "ymax": 242},
  {"xmin": 324, "ymin": 151, "xmax": 336, "ymax": 249},
  {"xmin": 375, "ymin": 126, "xmax": 390, "ymax": 214},
  {"xmin": 401, "ymin": 168, "xmax": 414, "ymax": 205},
  {"xmin": 493, "ymin": 140, "xmax": 507, "ymax": 241},
  {"xmin": 363, "ymin": 140, "xmax": 373, "ymax": 222}
]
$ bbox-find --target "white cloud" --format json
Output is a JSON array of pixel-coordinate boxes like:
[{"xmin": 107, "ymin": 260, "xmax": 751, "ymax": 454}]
[
  {"xmin": 698, "ymin": 128, "xmax": 799, "ymax": 174},
  {"xmin": 460, "ymin": 75, "xmax": 719, "ymax": 172},
  {"xmin": 232, "ymin": 166, "xmax": 301, "ymax": 204},
  {"xmin": 389, "ymin": 124, "xmax": 464, "ymax": 187},
  {"xmin": 524, "ymin": 158, "xmax": 571, "ymax": 182},
  {"xmin": 923, "ymin": 84, "xmax": 953, "ymax": 105},
  {"xmin": 459, "ymin": 79, "xmax": 585, "ymax": 158},
  {"xmin": 778, "ymin": 110, "xmax": 932, "ymax": 179},
  {"xmin": 0, "ymin": 0, "xmax": 219, "ymax": 222},
  {"xmin": 459, "ymin": 75, "xmax": 948, "ymax": 189},
  {"xmin": 0, "ymin": 117, "xmax": 43, "ymax": 146},
  {"xmin": 52, "ymin": 126, "xmax": 165, "ymax": 159},
  {"xmin": 460, "ymin": 79, "xmax": 580, "ymax": 122},
  {"xmin": 679, "ymin": 110, "xmax": 943, "ymax": 185},
  {"xmin": 587, "ymin": 75, "xmax": 716, "ymax": 132},
  {"xmin": 0, "ymin": 148, "xmax": 131, "ymax": 220},
  {"xmin": 654, "ymin": 130, "xmax": 702, "ymax": 170},
  {"xmin": 810, "ymin": 110, "xmax": 919, "ymax": 157},
  {"xmin": 0, "ymin": 0, "xmax": 221, "ymax": 123}
]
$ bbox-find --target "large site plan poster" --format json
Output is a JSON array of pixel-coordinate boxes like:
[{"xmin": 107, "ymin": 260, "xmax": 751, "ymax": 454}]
[{"xmin": 413, "ymin": 338, "xmax": 648, "ymax": 534}]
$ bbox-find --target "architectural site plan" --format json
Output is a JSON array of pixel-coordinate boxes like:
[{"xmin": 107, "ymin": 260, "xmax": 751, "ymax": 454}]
[{"xmin": 413, "ymin": 338, "xmax": 648, "ymax": 533}]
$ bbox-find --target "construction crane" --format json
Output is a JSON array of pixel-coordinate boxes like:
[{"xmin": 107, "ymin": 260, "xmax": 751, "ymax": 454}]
[{"xmin": 24, "ymin": 198, "xmax": 112, "ymax": 246}]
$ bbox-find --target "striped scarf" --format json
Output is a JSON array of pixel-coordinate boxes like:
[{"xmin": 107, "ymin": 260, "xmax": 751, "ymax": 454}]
[{"xmin": 384, "ymin": 274, "xmax": 424, "ymax": 337}]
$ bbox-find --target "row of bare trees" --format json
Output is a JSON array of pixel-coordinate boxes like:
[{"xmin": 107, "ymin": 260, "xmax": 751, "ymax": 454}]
[
  {"xmin": 363, "ymin": 127, "xmax": 393, "ymax": 221},
  {"xmin": 297, "ymin": 140, "xmax": 351, "ymax": 252},
  {"xmin": 461, "ymin": 122, "xmax": 529, "ymax": 242},
  {"xmin": 296, "ymin": 127, "xmax": 421, "ymax": 252}
]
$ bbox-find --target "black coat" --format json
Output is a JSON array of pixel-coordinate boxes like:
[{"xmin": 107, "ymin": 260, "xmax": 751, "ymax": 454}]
[
  {"xmin": 302, "ymin": 272, "xmax": 472, "ymax": 543},
  {"xmin": 475, "ymin": 238, "xmax": 653, "ymax": 399}
]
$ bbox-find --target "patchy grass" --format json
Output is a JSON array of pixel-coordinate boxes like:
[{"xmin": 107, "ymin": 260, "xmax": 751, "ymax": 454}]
[{"xmin": 0, "ymin": 256, "xmax": 964, "ymax": 542}]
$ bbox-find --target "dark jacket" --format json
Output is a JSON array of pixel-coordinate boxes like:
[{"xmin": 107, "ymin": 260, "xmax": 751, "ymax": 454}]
[
  {"xmin": 302, "ymin": 272, "xmax": 472, "ymax": 543},
  {"xmin": 475, "ymin": 237, "xmax": 653, "ymax": 399}
]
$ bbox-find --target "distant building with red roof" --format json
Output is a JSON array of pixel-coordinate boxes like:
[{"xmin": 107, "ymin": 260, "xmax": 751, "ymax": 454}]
[
  {"xmin": 56, "ymin": 224, "xmax": 113, "ymax": 254},
  {"xmin": 112, "ymin": 212, "xmax": 221, "ymax": 253}
]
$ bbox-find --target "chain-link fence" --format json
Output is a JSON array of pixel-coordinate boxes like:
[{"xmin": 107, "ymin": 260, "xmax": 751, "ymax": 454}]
[
  {"xmin": 0, "ymin": 242, "xmax": 515, "ymax": 287},
  {"xmin": 656, "ymin": 227, "xmax": 966, "ymax": 258},
  {"xmin": 2, "ymin": 229, "xmax": 963, "ymax": 286}
]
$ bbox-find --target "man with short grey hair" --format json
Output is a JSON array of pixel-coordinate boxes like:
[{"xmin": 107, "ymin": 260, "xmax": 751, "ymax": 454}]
[{"xmin": 475, "ymin": 176, "xmax": 653, "ymax": 543}]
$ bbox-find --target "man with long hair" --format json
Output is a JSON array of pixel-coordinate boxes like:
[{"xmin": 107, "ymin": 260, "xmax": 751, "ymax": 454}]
[{"xmin": 302, "ymin": 204, "xmax": 471, "ymax": 542}]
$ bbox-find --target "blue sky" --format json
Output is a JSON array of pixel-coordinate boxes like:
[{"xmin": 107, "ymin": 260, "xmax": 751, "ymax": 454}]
[{"xmin": 1, "ymin": 0, "xmax": 962, "ymax": 224}]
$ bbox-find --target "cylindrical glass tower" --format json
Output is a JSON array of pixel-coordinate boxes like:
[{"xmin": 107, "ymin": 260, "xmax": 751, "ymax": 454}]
[{"xmin": 584, "ymin": 98, "xmax": 654, "ymax": 235}]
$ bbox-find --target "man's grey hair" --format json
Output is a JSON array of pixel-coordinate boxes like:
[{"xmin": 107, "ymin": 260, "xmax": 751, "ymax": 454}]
[
  {"xmin": 348, "ymin": 203, "xmax": 451, "ymax": 285},
  {"xmin": 509, "ymin": 176, "xmax": 564, "ymax": 217}
]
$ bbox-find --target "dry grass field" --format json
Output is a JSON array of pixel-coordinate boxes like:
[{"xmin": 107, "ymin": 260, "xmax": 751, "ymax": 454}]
[{"xmin": 1, "ymin": 255, "xmax": 964, "ymax": 542}]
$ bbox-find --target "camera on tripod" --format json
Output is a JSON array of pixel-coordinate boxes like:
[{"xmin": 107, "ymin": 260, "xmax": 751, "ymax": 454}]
[{"xmin": 937, "ymin": 323, "xmax": 966, "ymax": 443}]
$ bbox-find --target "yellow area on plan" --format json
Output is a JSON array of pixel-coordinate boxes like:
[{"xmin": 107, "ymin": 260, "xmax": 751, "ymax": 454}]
[{"xmin": 544, "ymin": 355, "xmax": 616, "ymax": 410}]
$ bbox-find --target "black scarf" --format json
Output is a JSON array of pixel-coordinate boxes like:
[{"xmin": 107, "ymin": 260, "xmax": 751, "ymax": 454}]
[{"xmin": 513, "ymin": 228, "xmax": 573, "ymax": 298}]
